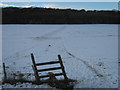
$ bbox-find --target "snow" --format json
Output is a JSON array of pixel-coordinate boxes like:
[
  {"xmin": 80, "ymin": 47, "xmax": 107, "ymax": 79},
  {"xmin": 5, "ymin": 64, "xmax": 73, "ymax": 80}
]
[
  {"xmin": 2, "ymin": 83, "xmax": 53, "ymax": 88},
  {"xmin": 2, "ymin": 24, "xmax": 118, "ymax": 88}
]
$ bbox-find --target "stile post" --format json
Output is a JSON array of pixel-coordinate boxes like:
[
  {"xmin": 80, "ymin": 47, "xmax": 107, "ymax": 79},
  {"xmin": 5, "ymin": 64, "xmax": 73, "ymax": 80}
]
[
  {"xmin": 3, "ymin": 63, "xmax": 7, "ymax": 81},
  {"xmin": 58, "ymin": 55, "xmax": 68, "ymax": 80},
  {"xmin": 31, "ymin": 53, "xmax": 40, "ymax": 82}
]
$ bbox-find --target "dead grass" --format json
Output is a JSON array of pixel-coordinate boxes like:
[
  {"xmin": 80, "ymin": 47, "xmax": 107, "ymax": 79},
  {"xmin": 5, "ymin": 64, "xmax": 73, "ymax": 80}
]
[{"xmin": 2, "ymin": 78, "xmax": 77, "ymax": 90}]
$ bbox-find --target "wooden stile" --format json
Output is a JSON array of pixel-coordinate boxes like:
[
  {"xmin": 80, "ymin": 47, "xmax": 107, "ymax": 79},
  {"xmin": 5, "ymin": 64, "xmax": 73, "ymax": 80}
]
[
  {"xmin": 31, "ymin": 53, "xmax": 40, "ymax": 82},
  {"xmin": 37, "ymin": 67, "xmax": 62, "ymax": 72},
  {"xmin": 39, "ymin": 73, "xmax": 63, "ymax": 78},
  {"xmin": 36, "ymin": 61, "xmax": 60, "ymax": 66},
  {"xmin": 3, "ymin": 63, "xmax": 7, "ymax": 80},
  {"xmin": 30, "ymin": 53, "xmax": 68, "ymax": 82},
  {"xmin": 58, "ymin": 55, "xmax": 68, "ymax": 80}
]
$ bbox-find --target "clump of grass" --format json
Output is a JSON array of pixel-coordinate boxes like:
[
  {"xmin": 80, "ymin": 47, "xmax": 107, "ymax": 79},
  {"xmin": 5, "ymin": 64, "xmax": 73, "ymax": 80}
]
[{"xmin": 3, "ymin": 72, "xmax": 77, "ymax": 90}]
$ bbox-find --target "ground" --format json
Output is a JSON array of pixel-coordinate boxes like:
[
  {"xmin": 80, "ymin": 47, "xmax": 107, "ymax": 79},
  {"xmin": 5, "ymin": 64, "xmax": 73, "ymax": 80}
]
[{"xmin": 1, "ymin": 24, "xmax": 118, "ymax": 88}]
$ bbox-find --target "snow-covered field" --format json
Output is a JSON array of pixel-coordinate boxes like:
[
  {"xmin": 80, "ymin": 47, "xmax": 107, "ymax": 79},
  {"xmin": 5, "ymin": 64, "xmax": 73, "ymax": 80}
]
[{"xmin": 2, "ymin": 24, "xmax": 118, "ymax": 88}]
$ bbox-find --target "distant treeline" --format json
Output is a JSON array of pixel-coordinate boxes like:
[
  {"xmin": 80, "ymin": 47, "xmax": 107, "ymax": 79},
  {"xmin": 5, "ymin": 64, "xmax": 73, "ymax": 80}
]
[{"xmin": 2, "ymin": 7, "xmax": 120, "ymax": 24}]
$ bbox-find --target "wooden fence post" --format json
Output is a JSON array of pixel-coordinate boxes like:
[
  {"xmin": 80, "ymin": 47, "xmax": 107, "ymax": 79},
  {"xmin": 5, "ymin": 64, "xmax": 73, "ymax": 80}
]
[
  {"xmin": 31, "ymin": 53, "xmax": 40, "ymax": 82},
  {"xmin": 58, "ymin": 55, "xmax": 68, "ymax": 80},
  {"xmin": 3, "ymin": 63, "xmax": 7, "ymax": 81}
]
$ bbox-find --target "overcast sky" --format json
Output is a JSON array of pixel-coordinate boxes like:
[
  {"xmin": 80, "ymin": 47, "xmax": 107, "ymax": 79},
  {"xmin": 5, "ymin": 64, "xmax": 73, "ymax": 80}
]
[
  {"xmin": 0, "ymin": 1, "xmax": 119, "ymax": 10},
  {"xmin": 0, "ymin": 0, "xmax": 119, "ymax": 2}
]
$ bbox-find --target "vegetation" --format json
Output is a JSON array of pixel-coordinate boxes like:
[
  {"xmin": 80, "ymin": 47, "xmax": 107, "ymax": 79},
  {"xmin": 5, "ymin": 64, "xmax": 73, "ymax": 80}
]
[{"xmin": 2, "ymin": 7, "xmax": 120, "ymax": 24}]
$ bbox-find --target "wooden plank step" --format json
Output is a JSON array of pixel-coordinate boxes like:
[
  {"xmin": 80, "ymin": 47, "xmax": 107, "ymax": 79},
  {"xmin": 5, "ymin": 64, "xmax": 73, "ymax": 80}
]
[
  {"xmin": 37, "ymin": 67, "xmax": 62, "ymax": 72},
  {"xmin": 39, "ymin": 73, "xmax": 63, "ymax": 78},
  {"xmin": 36, "ymin": 61, "xmax": 60, "ymax": 66}
]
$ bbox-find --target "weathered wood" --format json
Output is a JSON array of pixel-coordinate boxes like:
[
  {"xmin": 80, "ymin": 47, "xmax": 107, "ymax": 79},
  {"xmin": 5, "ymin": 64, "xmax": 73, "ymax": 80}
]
[
  {"xmin": 36, "ymin": 61, "xmax": 60, "ymax": 66},
  {"xmin": 37, "ymin": 67, "xmax": 62, "ymax": 72},
  {"xmin": 31, "ymin": 53, "xmax": 68, "ymax": 81},
  {"xmin": 3, "ymin": 63, "xmax": 7, "ymax": 80},
  {"xmin": 32, "ymin": 65, "xmax": 39, "ymax": 82},
  {"xmin": 58, "ymin": 55, "xmax": 68, "ymax": 79},
  {"xmin": 31, "ymin": 53, "xmax": 40, "ymax": 82},
  {"xmin": 39, "ymin": 73, "xmax": 63, "ymax": 78}
]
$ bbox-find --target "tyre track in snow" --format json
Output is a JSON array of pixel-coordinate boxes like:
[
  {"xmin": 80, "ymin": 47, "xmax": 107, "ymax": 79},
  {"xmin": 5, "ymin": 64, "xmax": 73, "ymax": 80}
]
[
  {"xmin": 32, "ymin": 26, "xmax": 66, "ymax": 41},
  {"xmin": 61, "ymin": 36, "xmax": 104, "ymax": 78},
  {"xmin": 65, "ymin": 49, "xmax": 104, "ymax": 77},
  {"xmin": 41, "ymin": 26, "xmax": 66, "ymax": 37},
  {"xmin": 31, "ymin": 26, "xmax": 66, "ymax": 40},
  {"xmin": 3, "ymin": 26, "xmax": 66, "ymax": 62}
]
